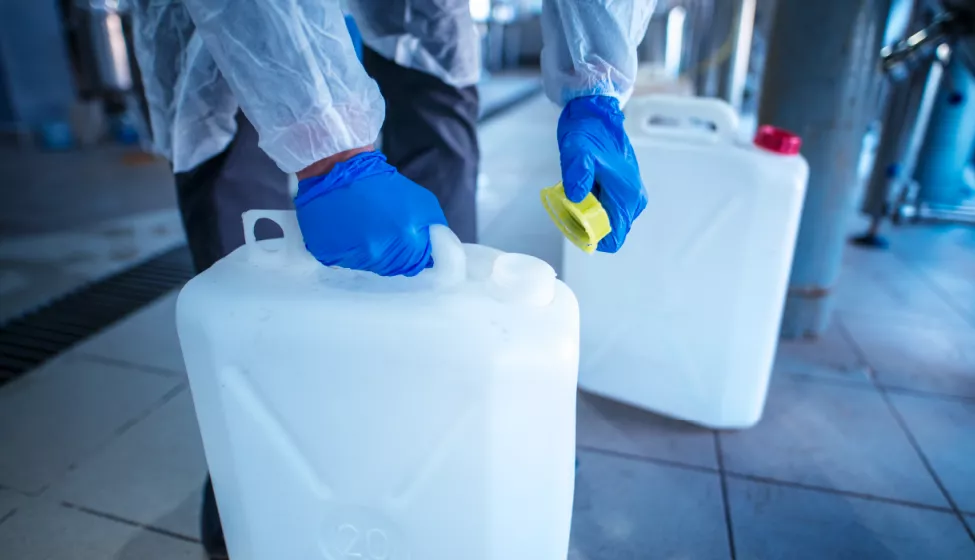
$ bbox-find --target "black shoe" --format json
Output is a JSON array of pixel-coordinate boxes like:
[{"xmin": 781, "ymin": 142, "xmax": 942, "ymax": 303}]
[{"xmin": 201, "ymin": 476, "xmax": 228, "ymax": 559}]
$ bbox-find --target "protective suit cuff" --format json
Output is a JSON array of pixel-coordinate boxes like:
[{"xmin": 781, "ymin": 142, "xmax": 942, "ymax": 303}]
[{"xmin": 258, "ymin": 104, "xmax": 383, "ymax": 174}]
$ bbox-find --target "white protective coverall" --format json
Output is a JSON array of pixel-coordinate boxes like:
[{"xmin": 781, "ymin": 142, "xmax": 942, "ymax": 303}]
[{"xmin": 126, "ymin": 0, "xmax": 656, "ymax": 174}]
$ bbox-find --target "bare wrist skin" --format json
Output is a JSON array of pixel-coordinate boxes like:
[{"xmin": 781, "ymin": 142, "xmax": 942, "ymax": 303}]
[{"xmin": 296, "ymin": 144, "xmax": 375, "ymax": 180}]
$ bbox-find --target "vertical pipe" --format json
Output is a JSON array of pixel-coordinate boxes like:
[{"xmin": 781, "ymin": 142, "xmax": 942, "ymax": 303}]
[
  {"xmin": 899, "ymin": 56, "xmax": 949, "ymax": 184},
  {"xmin": 692, "ymin": 0, "xmax": 757, "ymax": 110},
  {"xmin": 850, "ymin": 0, "xmax": 916, "ymax": 239},
  {"xmin": 717, "ymin": 0, "xmax": 757, "ymax": 110},
  {"xmin": 693, "ymin": 0, "xmax": 731, "ymax": 98},
  {"xmin": 860, "ymin": 64, "xmax": 931, "ymax": 223},
  {"xmin": 759, "ymin": 0, "xmax": 891, "ymax": 339},
  {"xmin": 664, "ymin": 7, "xmax": 688, "ymax": 79},
  {"xmin": 914, "ymin": 56, "xmax": 975, "ymax": 208},
  {"xmin": 639, "ymin": 11, "xmax": 670, "ymax": 67}
]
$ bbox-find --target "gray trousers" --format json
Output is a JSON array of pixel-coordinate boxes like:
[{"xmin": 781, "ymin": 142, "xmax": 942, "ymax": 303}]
[
  {"xmin": 174, "ymin": 51, "xmax": 480, "ymax": 273},
  {"xmin": 364, "ymin": 46, "xmax": 479, "ymax": 244}
]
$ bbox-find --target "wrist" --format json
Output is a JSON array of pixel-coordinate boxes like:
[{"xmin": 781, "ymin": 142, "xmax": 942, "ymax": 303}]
[
  {"xmin": 563, "ymin": 95, "xmax": 622, "ymax": 120},
  {"xmin": 297, "ymin": 145, "xmax": 375, "ymax": 180}
]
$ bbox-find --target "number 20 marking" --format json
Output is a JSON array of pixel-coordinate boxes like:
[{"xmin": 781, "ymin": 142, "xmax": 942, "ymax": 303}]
[{"xmin": 337, "ymin": 524, "xmax": 390, "ymax": 560}]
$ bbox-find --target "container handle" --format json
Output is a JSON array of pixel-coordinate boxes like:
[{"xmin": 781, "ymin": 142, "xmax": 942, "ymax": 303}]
[
  {"xmin": 625, "ymin": 95, "xmax": 740, "ymax": 144},
  {"xmin": 243, "ymin": 209, "xmax": 309, "ymax": 266},
  {"xmin": 242, "ymin": 211, "xmax": 466, "ymax": 286}
]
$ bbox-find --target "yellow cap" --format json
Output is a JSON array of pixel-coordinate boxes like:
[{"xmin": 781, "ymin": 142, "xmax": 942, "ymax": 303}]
[{"xmin": 540, "ymin": 182, "xmax": 611, "ymax": 254}]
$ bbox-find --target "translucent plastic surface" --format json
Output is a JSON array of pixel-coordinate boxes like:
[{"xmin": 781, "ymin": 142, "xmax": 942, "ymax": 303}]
[
  {"xmin": 177, "ymin": 214, "xmax": 579, "ymax": 560},
  {"xmin": 564, "ymin": 95, "xmax": 809, "ymax": 429}
]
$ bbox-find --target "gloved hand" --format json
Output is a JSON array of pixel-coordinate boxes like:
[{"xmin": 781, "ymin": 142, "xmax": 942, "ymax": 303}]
[
  {"xmin": 294, "ymin": 151, "xmax": 447, "ymax": 277},
  {"xmin": 557, "ymin": 95, "xmax": 647, "ymax": 253}
]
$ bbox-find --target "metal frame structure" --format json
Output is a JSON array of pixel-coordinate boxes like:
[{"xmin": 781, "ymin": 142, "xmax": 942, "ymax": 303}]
[{"xmin": 857, "ymin": 0, "xmax": 975, "ymax": 243}]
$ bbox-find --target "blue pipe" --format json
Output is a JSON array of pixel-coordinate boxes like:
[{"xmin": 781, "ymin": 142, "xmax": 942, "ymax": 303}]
[{"xmin": 913, "ymin": 57, "xmax": 975, "ymax": 207}]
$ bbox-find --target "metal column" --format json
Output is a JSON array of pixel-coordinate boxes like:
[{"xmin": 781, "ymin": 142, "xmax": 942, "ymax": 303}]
[{"xmin": 758, "ymin": 0, "xmax": 891, "ymax": 339}]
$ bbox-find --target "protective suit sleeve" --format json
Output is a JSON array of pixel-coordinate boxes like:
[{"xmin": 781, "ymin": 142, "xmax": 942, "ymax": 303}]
[
  {"xmin": 540, "ymin": 0, "xmax": 657, "ymax": 106},
  {"xmin": 346, "ymin": 0, "xmax": 481, "ymax": 88},
  {"xmin": 180, "ymin": 0, "xmax": 385, "ymax": 173}
]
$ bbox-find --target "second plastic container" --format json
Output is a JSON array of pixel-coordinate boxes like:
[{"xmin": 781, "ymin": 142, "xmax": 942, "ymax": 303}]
[
  {"xmin": 562, "ymin": 95, "xmax": 808, "ymax": 429},
  {"xmin": 177, "ymin": 212, "xmax": 579, "ymax": 560}
]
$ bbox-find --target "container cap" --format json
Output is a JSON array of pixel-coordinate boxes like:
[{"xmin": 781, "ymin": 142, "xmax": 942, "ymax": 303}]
[
  {"xmin": 754, "ymin": 125, "xmax": 801, "ymax": 155},
  {"xmin": 540, "ymin": 182, "xmax": 612, "ymax": 254}
]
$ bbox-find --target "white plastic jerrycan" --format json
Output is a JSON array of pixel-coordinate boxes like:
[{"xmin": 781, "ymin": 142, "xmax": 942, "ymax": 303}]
[
  {"xmin": 176, "ymin": 210, "xmax": 579, "ymax": 560},
  {"xmin": 563, "ymin": 95, "xmax": 808, "ymax": 429}
]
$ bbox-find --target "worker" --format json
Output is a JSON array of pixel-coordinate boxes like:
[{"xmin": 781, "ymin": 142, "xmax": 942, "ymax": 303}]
[{"xmin": 127, "ymin": 0, "xmax": 653, "ymax": 556}]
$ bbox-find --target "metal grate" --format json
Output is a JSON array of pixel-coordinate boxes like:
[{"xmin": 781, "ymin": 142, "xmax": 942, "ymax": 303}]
[{"xmin": 0, "ymin": 245, "xmax": 194, "ymax": 385}]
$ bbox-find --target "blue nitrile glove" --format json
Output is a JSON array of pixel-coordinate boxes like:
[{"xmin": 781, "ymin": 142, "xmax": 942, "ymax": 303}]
[
  {"xmin": 294, "ymin": 151, "xmax": 447, "ymax": 277},
  {"xmin": 557, "ymin": 95, "xmax": 647, "ymax": 253}
]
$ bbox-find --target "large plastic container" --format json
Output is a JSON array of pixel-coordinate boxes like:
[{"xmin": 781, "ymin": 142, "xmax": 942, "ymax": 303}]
[
  {"xmin": 563, "ymin": 95, "xmax": 808, "ymax": 429},
  {"xmin": 177, "ymin": 211, "xmax": 579, "ymax": 560}
]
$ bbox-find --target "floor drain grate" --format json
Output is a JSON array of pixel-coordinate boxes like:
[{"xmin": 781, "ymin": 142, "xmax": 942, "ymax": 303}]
[{"xmin": 0, "ymin": 245, "xmax": 194, "ymax": 385}]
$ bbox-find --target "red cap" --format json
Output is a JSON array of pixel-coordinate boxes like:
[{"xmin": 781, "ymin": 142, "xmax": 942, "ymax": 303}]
[{"xmin": 754, "ymin": 125, "xmax": 802, "ymax": 155}]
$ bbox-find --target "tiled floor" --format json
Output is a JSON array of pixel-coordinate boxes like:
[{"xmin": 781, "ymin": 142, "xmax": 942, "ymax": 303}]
[
  {"xmin": 726, "ymin": 479, "xmax": 973, "ymax": 560},
  {"xmin": 1, "ymin": 96, "xmax": 974, "ymax": 558}
]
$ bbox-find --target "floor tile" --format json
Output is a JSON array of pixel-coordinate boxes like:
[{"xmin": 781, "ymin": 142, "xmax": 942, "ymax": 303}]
[
  {"xmin": 569, "ymin": 450, "xmax": 730, "ymax": 560},
  {"xmin": 0, "ymin": 355, "xmax": 182, "ymax": 494},
  {"xmin": 843, "ymin": 318, "xmax": 975, "ymax": 398},
  {"xmin": 836, "ymin": 245, "xmax": 972, "ymax": 331},
  {"xmin": 889, "ymin": 393, "xmax": 975, "ymax": 512},
  {"xmin": 774, "ymin": 320, "xmax": 871, "ymax": 383},
  {"xmin": 727, "ymin": 478, "xmax": 975, "ymax": 560},
  {"xmin": 0, "ymin": 488, "xmax": 28, "ymax": 524},
  {"xmin": 75, "ymin": 290, "xmax": 185, "ymax": 375},
  {"xmin": 890, "ymin": 224, "xmax": 975, "ymax": 278},
  {"xmin": 0, "ymin": 500, "xmax": 205, "ymax": 559},
  {"xmin": 719, "ymin": 377, "xmax": 946, "ymax": 507},
  {"xmin": 576, "ymin": 391, "xmax": 718, "ymax": 469},
  {"xmin": 49, "ymin": 389, "xmax": 208, "ymax": 538},
  {"xmin": 920, "ymin": 266, "xmax": 975, "ymax": 326},
  {"xmin": 895, "ymin": 225, "xmax": 975, "ymax": 329}
]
